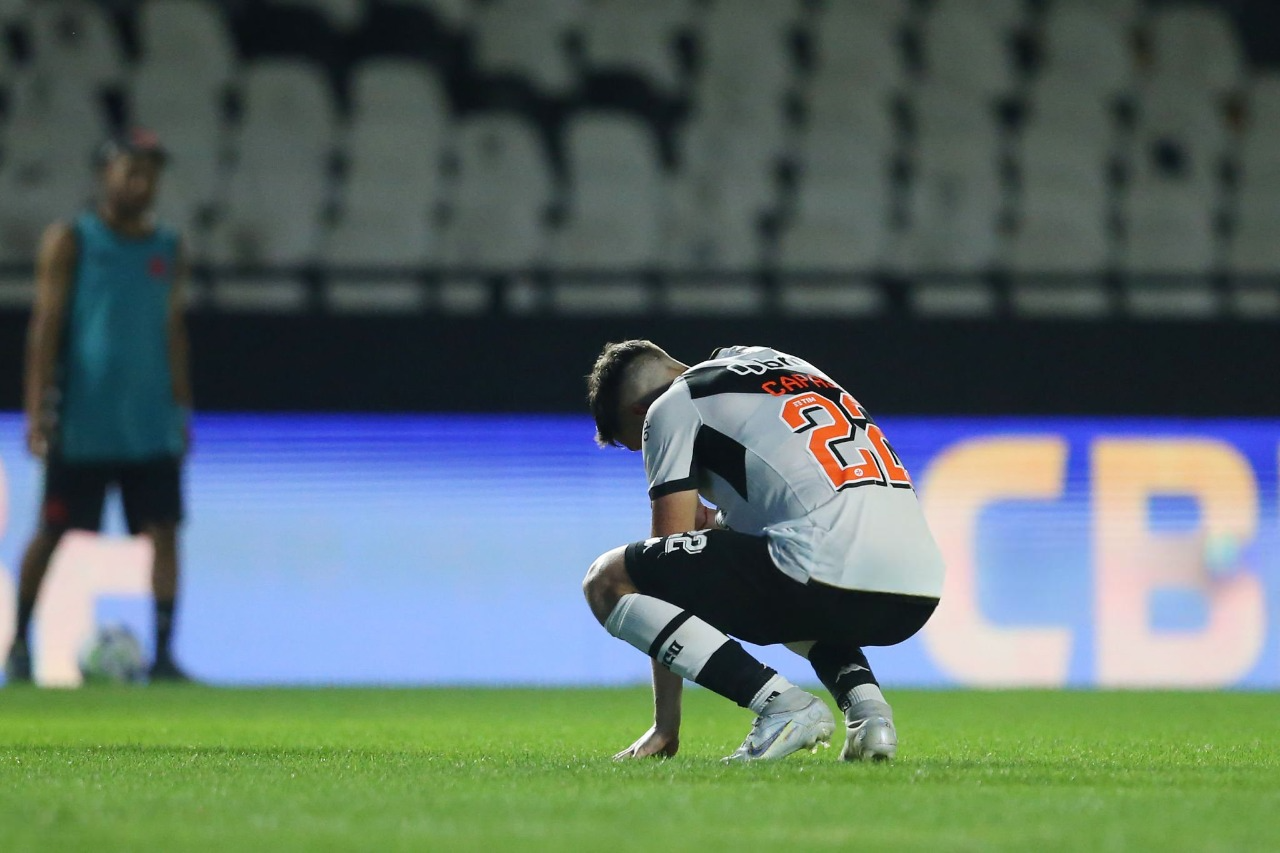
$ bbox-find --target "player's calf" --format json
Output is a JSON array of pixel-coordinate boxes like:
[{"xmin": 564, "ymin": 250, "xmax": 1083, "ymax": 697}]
[{"xmin": 806, "ymin": 642, "xmax": 898, "ymax": 762}]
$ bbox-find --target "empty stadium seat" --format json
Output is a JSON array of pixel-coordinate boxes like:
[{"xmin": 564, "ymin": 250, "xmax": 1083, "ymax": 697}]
[
  {"xmin": 234, "ymin": 60, "xmax": 338, "ymax": 167},
  {"xmin": 662, "ymin": 111, "xmax": 781, "ymax": 271},
  {"xmin": 1023, "ymin": 78, "xmax": 1116, "ymax": 150},
  {"xmin": 323, "ymin": 208, "xmax": 433, "ymax": 267},
  {"xmin": 1129, "ymin": 80, "xmax": 1229, "ymax": 198},
  {"xmin": 348, "ymin": 59, "xmax": 450, "ymax": 139},
  {"xmin": 918, "ymin": 0, "xmax": 1016, "ymax": 95},
  {"xmin": 697, "ymin": 0, "xmax": 797, "ymax": 108},
  {"xmin": 899, "ymin": 159, "xmax": 1003, "ymax": 274},
  {"xmin": 902, "ymin": 81, "xmax": 1005, "ymax": 275},
  {"xmin": 137, "ymin": 0, "xmax": 237, "ymax": 89},
  {"xmin": 579, "ymin": 0, "xmax": 690, "ymax": 94},
  {"xmin": 472, "ymin": 0, "xmax": 581, "ymax": 94},
  {"xmin": 1244, "ymin": 73, "xmax": 1280, "ymax": 136},
  {"xmin": 1229, "ymin": 201, "xmax": 1280, "ymax": 276},
  {"xmin": 1008, "ymin": 197, "xmax": 1113, "ymax": 317},
  {"xmin": 778, "ymin": 181, "xmax": 891, "ymax": 274},
  {"xmin": 343, "ymin": 61, "xmax": 449, "ymax": 216},
  {"xmin": 1146, "ymin": 4, "xmax": 1245, "ymax": 95},
  {"xmin": 1009, "ymin": 198, "xmax": 1111, "ymax": 275},
  {"xmin": 808, "ymin": 1, "xmax": 908, "ymax": 97},
  {"xmin": 204, "ymin": 61, "xmax": 338, "ymax": 265},
  {"xmin": 26, "ymin": 0, "xmax": 125, "ymax": 90},
  {"xmin": 1037, "ymin": 4, "xmax": 1135, "ymax": 98},
  {"xmin": 1122, "ymin": 186, "xmax": 1215, "ymax": 275},
  {"xmin": 551, "ymin": 113, "xmax": 664, "ymax": 269},
  {"xmin": 1018, "ymin": 84, "xmax": 1114, "ymax": 217},
  {"xmin": 910, "ymin": 83, "xmax": 1002, "ymax": 179},
  {"xmin": 803, "ymin": 85, "xmax": 896, "ymax": 147},
  {"xmin": 780, "ymin": 97, "xmax": 895, "ymax": 273},
  {"xmin": 205, "ymin": 170, "xmax": 326, "ymax": 266},
  {"xmin": 1228, "ymin": 75, "xmax": 1280, "ymax": 277},
  {"xmin": 439, "ymin": 114, "xmax": 553, "ymax": 267},
  {"xmin": 661, "ymin": 197, "xmax": 761, "ymax": 271},
  {"xmin": 337, "ymin": 63, "xmax": 449, "ymax": 267},
  {"xmin": 0, "ymin": 74, "xmax": 104, "ymax": 262},
  {"xmin": 130, "ymin": 67, "xmax": 227, "ymax": 231}
]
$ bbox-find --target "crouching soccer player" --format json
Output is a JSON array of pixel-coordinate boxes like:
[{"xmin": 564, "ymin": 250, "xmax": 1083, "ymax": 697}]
[{"xmin": 583, "ymin": 342, "xmax": 945, "ymax": 762}]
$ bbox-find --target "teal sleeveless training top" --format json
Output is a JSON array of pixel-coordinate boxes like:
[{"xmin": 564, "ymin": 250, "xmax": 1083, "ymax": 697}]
[{"xmin": 57, "ymin": 211, "xmax": 183, "ymax": 462}]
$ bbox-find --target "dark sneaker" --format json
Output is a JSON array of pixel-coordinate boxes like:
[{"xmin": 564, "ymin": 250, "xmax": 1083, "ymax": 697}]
[
  {"xmin": 5, "ymin": 641, "xmax": 33, "ymax": 684},
  {"xmin": 148, "ymin": 655, "xmax": 195, "ymax": 684}
]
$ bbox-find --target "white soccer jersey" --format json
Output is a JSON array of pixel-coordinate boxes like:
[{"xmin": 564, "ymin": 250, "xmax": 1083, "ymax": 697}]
[{"xmin": 642, "ymin": 346, "xmax": 945, "ymax": 597}]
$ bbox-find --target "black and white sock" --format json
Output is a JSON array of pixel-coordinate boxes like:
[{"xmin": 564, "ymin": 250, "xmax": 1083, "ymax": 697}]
[
  {"xmin": 605, "ymin": 593, "xmax": 798, "ymax": 711},
  {"xmin": 807, "ymin": 642, "xmax": 889, "ymax": 718}
]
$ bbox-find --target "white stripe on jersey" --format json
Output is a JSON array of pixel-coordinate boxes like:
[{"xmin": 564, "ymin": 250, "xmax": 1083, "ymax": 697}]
[{"xmin": 641, "ymin": 346, "xmax": 945, "ymax": 597}]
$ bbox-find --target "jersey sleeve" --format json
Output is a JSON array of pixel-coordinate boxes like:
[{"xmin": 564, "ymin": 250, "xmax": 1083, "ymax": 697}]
[{"xmin": 642, "ymin": 382, "xmax": 701, "ymax": 500}]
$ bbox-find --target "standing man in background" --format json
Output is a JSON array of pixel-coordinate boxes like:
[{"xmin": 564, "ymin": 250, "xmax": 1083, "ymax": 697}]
[{"xmin": 4, "ymin": 128, "xmax": 194, "ymax": 684}]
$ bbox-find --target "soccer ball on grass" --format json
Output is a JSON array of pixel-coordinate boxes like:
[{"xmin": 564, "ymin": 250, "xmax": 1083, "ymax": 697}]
[{"xmin": 78, "ymin": 624, "xmax": 147, "ymax": 684}]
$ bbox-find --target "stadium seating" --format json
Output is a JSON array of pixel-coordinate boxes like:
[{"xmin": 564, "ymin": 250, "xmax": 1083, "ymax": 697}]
[
  {"xmin": 0, "ymin": 73, "xmax": 104, "ymax": 262},
  {"xmin": 438, "ymin": 113, "xmax": 553, "ymax": 267},
  {"xmin": 471, "ymin": 0, "xmax": 581, "ymax": 95},
  {"xmin": 577, "ymin": 0, "xmax": 690, "ymax": 95},
  {"xmin": 900, "ymin": 84, "xmax": 1003, "ymax": 273},
  {"xmin": 1037, "ymin": 4, "xmax": 1135, "ymax": 98},
  {"xmin": 807, "ymin": 1, "xmax": 909, "ymax": 98},
  {"xmin": 0, "ymin": 0, "xmax": 1274, "ymax": 319},
  {"xmin": 918, "ymin": 0, "xmax": 1018, "ymax": 97},
  {"xmin": 551, "ymin": 112, "xmax": 664, "ymax": 270},
  {"xmin": 1229, "ymin": 73, "xmax": 1280, "ymax": 278},
  {"xmin": 324, "ymin": 59, "xmax": 449, "ymax": 270},
  {"xmin": 1146, "ymin": 3, "xmax": 1246, "ymax": 95},
  {"xmin": 780, "ymin": 90, "xmax": 895, "ymax": 273},
  {"xmin": 204, "ymin": 60, "xmax": 337, "ymax": 267},
  {"xmin": 25, "ymin": 0, "xmax": 124, "ymax": 91},
  {"xmin": 129, "ymin": 65, "xmax": 227, "ymax": 234},
  {"xmin": 136, "ymin": 0, "xmax": 237, "ymax": 91}
]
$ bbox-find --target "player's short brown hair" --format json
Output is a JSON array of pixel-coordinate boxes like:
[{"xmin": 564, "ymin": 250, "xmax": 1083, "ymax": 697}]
[{"xmin": 586, "ymin": 339, "xmax": 666, "ymax": 448}]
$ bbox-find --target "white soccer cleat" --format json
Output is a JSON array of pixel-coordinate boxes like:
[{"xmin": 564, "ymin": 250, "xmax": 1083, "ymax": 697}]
[
  {"xmin": 841, "ymin": 713, "xmax": 897, "ymax": 762},
  {"xmin": 722, "ymin": 693, "xmax": 836, "ymax": 762}
]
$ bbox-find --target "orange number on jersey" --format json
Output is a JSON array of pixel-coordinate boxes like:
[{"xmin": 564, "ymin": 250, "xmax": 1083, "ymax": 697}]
[
  {"xmin": 867, "ymin": 423, "xmax": 912, "ymax": 487},
  {"xmin": 780, "ymin": 392, "xmax": 913, "ymax": 491},
  {"xmin": 780, "ymin": 394, "xmax": 884, "ymax": 489}
]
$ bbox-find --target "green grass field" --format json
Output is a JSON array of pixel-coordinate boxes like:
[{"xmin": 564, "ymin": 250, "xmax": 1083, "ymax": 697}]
[{"xmin": 1, "ymin": 687, "xmax": 1277, "ymax": 852}]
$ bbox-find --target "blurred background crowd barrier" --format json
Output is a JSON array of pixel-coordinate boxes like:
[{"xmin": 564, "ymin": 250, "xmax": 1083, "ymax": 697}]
[{"xmin": 1, "ymin": 414, "xmax": 1277, "ymax": 687}]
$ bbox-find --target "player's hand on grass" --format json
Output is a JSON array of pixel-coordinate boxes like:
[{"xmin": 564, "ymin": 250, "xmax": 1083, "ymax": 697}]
[{"xmin": 613, "ymin": 725, "xmax": 679, "ymax": 760}]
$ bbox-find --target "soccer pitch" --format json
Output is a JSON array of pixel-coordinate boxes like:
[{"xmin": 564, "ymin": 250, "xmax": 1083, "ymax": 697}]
[{"xmin": 0, "ymin": 688, "xmax": 1276, "ymax": 851}]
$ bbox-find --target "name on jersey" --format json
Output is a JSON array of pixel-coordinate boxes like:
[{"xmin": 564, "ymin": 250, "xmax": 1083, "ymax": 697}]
[
  {"xmin": 722, "ymin": 355, "xmax": 838, "ymax": 397},
  {"xmin": 760, "ymin": 372, "xmax": 839, "ymax": 397}
]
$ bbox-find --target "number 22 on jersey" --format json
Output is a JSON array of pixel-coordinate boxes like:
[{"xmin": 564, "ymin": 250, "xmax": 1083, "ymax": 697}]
[{"xmin": 779, "ymin": 392, "xmax": 912, "ymax": 491}]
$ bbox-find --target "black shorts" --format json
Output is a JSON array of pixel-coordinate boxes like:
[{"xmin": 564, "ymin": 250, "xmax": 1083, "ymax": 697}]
[
  {"xmin": 41, "ymin": 454, "xmax": 184, "ymax": 535},
  {"xmin": 624, "ymin": 529, "xmax": 937, "ymax": 648}
]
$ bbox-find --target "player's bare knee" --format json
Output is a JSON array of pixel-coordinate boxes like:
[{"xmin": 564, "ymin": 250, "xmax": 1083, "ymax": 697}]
[{"xmin": 583, "ymin": 547, "xmax": 632, "ymax": 623}]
